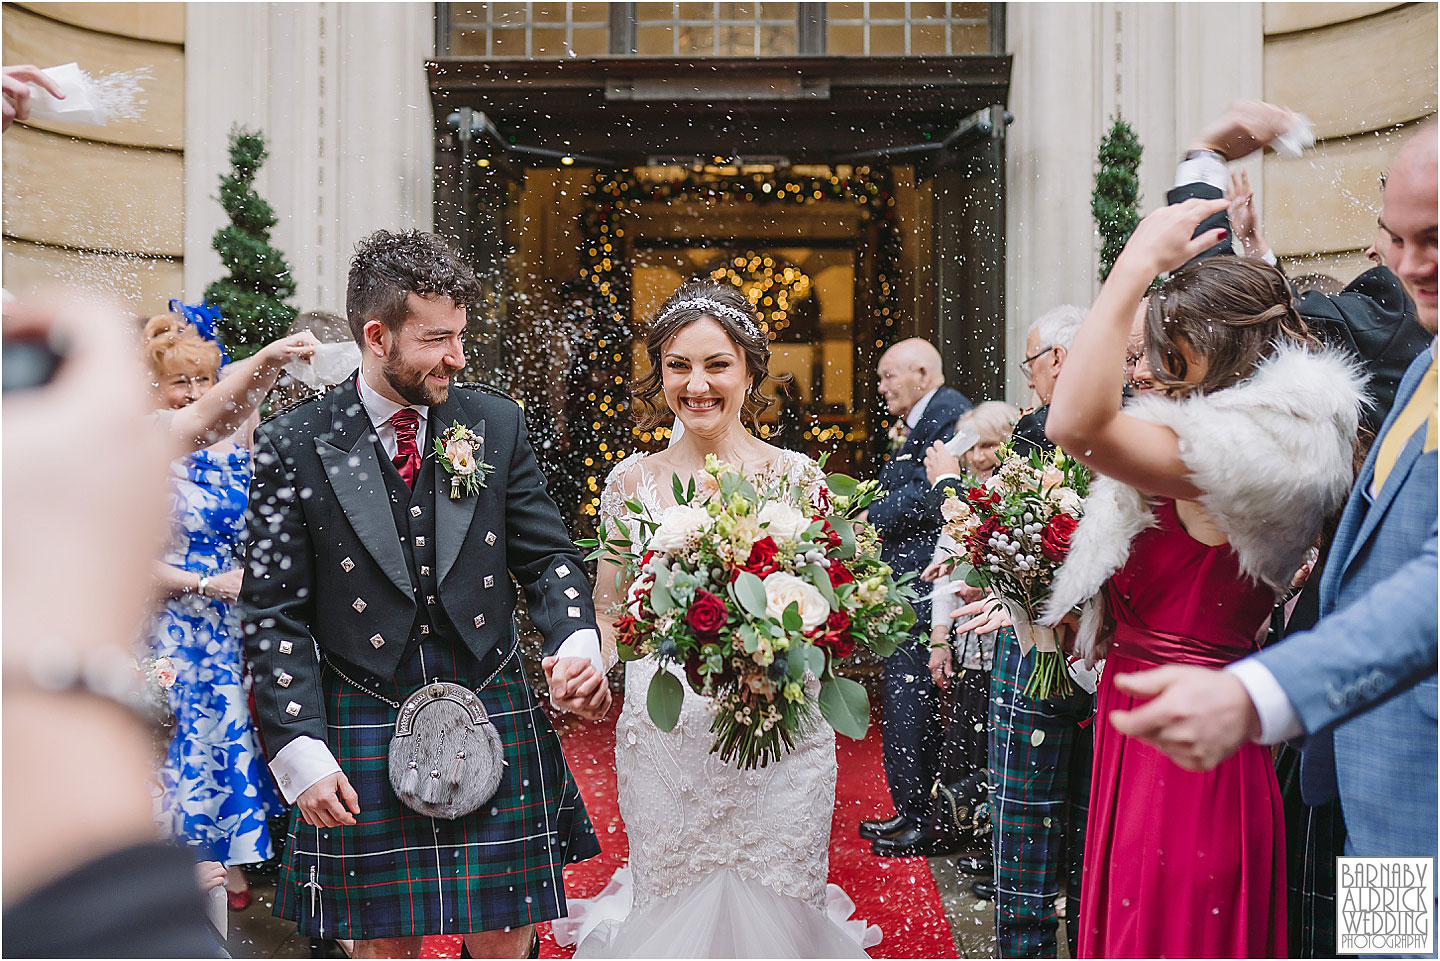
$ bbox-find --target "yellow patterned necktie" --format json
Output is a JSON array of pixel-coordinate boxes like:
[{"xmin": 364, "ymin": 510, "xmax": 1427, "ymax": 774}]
[{"xmin": 1371, "ymin": 351, "xmax": 1438, "ymax": 494}]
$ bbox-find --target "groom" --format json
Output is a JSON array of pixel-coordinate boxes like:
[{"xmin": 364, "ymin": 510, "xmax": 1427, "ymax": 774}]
[{"xmin": 242, "ymin": 229, "xmax": 609, "ymax": 957}]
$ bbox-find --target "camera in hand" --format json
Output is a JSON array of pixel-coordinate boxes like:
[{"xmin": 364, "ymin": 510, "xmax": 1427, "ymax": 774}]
[{"xmin": 3, "ymin": 336, "xmax": 65, "ymax": 392}]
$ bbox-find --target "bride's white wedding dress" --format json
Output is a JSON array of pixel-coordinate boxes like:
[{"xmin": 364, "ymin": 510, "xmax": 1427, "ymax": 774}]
[{"xmin": 552, "ymin": 451, "xmax": 881, "ymax": 959}]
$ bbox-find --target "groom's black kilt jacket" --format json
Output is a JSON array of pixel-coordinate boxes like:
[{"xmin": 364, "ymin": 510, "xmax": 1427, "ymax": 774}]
[{"xmin": 241, "ymin": 373, "xmax": 597, "ymax": 756}]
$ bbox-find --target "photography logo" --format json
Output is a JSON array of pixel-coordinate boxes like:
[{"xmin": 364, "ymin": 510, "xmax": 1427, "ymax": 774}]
[{"xmin": 1337, "ymin": 857, "xmax": 1434, "ymax": 955}]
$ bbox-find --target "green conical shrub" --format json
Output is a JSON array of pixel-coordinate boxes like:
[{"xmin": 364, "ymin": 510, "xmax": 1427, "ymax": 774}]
[
  {"xmin": 204, "ymin": 126, "xmax": 296, "ymax": 358},
  {"xmin": 1093, "ymin": 116, "xmax": 1144, "ymax": 283}
]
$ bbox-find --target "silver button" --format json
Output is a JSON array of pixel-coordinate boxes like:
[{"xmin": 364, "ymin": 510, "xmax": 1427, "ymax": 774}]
[
  {"xmin": 484, "ymin": 576, "xmax": 495, "ymax": 588},
  {"xmin": 341, "ymin": 557, "xmax": 355, "ymax": 573},
  {"xmin": 564, "ymin": 587, "xmax": 579, "ymax": 599},
  {"xmin": 352, "ymin": 597, "xmax": 367, "ymax": 613},
  {"xmin": 427, "ymin": 595, "xmax": 436, "ymax": 605},
  {"xmin": 411, "ymin": 506, "xmax": 423, "ymax": 517},
  {"xmin": 567, "ymin": 606, "xmax": 581, "ymax": 618},
  {"xmin": 474, "ymin": 614, "xmax": 486, "ymax": 628},
  {"xmin": 370, "ymin": 633, "xmax": 385, "ymax": 649},
  {"xmin": 285, "ymin": 700, "xmax": 302, "ymax": 717},
  {"xmin": 280, "ymin": 773, "xmax": 292, "ymax": 788},
  {"xmin": 277, "ymin": 671, "xmax": 294, "ymax": 687},
  {"xmin": 420, "ymin": 565, "xmax": 431, "ymax": 576},
  {"xmin": 279, "ymin": 640, "xmax": 294, "ymax": 654},
  {"xmin": 556, "ymin": 564, "xmax": 571, "ymax": 578},
  {"xmin": 485, "ymin": 531, "xmax": 497, "ymax": 545},
  {"xmin": 415, "ymin": 536, "xmax": 426, "ymax": 547},
  {"xmin": 420, "ymin": 625, "xmax": 430, "ymax": 635}
]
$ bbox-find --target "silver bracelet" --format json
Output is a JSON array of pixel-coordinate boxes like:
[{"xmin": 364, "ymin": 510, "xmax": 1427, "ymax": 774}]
[{"xmin": 196, "ymin": 575, "xmax": 210, "ymax": 598}]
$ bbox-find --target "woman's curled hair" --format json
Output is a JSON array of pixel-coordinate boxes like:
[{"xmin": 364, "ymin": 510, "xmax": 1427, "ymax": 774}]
[{"xmin": 1145, "ymin": 256, "xmax": 1320, "ymax": 396}]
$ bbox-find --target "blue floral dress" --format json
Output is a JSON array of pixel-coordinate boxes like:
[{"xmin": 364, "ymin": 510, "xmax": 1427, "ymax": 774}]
[{"xmin": 149, "ymin": 444, "xmax": 283, "ymax": 866}]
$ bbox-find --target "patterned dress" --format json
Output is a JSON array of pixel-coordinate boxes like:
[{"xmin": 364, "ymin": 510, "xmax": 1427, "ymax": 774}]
[{"xmin": 150, "ymin": 444, "xmax": 284, "ymax": 865}]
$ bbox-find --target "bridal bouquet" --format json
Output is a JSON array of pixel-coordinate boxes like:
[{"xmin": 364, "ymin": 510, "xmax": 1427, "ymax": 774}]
[
  {"xmin": 580, "ymin": 455, "xmax": 915, "ymax": 769},
  {"xmin": 938, "ymin": 445, "xmax": 1090, "ymax": 699}
]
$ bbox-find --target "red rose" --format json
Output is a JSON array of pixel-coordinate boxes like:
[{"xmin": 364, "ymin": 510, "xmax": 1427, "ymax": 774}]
[
  {"xmin": 736, "ymin": 536, "xmax": 782, "ymax": 580},
  {"xmin": 1040, "ymin": 513, "xmax": 1078, "ymax": 563},
  {"xmin": 815, "ymin": 520, "xmax": 843, "ymax": 550},
  {"xmin": 816, "ymin": 610, "xmax": 857, "ymax": 659},
  {"xmin": 967, "ymin": 486, "xmax": 1000, "ymax": 508},
  {"xmin": 685, "ymin": 590, "xmax": 729, "ymax": 637},
  {"xmin": 828, "ymin": 561, "xmax": 856, "ymax": 587}
]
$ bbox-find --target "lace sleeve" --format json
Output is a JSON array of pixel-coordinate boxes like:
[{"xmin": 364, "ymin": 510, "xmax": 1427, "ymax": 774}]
[
  {"xmin": 779, "ymin": 450, "xmax": 830, "ymax": 512},
  {"xmin": 598, "ymin": 452, "xmax": 645, "ymax": 540}
]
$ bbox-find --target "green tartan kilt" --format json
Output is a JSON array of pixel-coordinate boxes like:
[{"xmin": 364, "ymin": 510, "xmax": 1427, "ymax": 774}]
[{"xmin": 274, "ymin": 632, "xmax": 602, "ymax": 940}]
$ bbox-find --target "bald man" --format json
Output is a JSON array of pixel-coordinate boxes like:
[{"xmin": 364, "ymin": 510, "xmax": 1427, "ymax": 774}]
[
  {"xmin": 864, "ymin": 338, "xmax": 973, "ymax": 857},
  {"xmin": 1116, "ymin": 122, "xmax": 1437, "ymax": 872}
]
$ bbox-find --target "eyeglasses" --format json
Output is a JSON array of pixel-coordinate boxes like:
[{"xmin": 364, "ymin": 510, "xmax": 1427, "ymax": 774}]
[{"xmin": 1018, "ymin": 345, "xmax": 1056, "ymax": 378}]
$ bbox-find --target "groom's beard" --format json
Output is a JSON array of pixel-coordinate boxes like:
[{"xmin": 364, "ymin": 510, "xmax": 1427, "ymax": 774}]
[{"xmin": 382, "ymin": 352, "xmax": 454, "ymax": 407}]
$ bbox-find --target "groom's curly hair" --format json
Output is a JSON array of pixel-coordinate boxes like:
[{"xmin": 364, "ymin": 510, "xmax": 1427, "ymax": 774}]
[
  {"xmin": 633, "ymin": 279, "xmax": 792, "ymax": 431},
  {"xmin": 345, "ymin": 230, "xmax": 482, "ymax": 344}
]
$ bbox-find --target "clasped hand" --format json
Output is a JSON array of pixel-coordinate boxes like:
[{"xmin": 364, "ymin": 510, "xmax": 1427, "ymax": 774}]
[{"xmin": 542, "ymin": 655, "xmax": 612, "ymax": 720}]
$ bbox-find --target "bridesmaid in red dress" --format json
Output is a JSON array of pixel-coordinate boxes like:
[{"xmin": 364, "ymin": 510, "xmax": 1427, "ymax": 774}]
[{"xmin": 1041, "ymin": 198, "xmax": 1365, "ymax": 957}]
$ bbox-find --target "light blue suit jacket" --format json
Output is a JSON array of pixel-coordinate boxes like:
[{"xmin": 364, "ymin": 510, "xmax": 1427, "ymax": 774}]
[{"xmin": 1255, "ymin": 343, "xmax": 1438, "ymax": 859}]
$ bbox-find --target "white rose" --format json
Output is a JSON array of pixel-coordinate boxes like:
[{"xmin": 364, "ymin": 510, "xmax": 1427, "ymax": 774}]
[
  {"xmin": 1040, "ymin": 464, "xmax": 1065, "ymax": 489},
  {"xmin": 650, "ymin": 504, "xmax": 712, "ymax": 553},
  {"xmin": 451, "ymin": 449, "xmax": 477, "ymax": 475},
  {"xmin": 762, "ymin": 571, "xmax": 830, "ymax": 631},
  {"xmin": 757, "ymin": 501, "xmax": 810, "ymax": 545},
  {"xmin": 1049, "ymin": 487, "xmax": 1084, "ymax": 515}
]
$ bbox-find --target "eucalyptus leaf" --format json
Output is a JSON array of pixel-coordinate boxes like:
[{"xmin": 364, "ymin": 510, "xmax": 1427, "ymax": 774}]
[
  {"xmin": 740, "ymin": 624, "xmax": 760, "ymax": 654},
  {"xmin": 866, "ymin": 631, "xmax": 898, "ymax": 658},
  {"xmin": 782, "ymin": 601, "xmax": 803, "ymax": 634},
  {"xmin": 804, "ymin": 644, "xmax": 827, "ymax": 677},
  {"xmin": 805, "ymin": 564, "xmax": 837, "ymax": 608},
  {"xmin": 818, "ymin": 675, "xmax": 870, "ymax": 740},
  {"xmin": 647, "ymin": 669, "xmax": 684, "ymax": 732},
  {"xmin": 617, "ymin": 642, "xmax": 645, "ymax": 663},
  {"xmin": 787, "ymin": 650, "xmax": 806, "ymax": 680},
  {"xmin": 894, "ymin": 600, "xmax": 917, "ymax": 633},
  {"xmin": 650, "ymin": 577, "xmax": 673, "ymax": 615},
  {"xmin": 964, "ymin": 567, "xmax": 987, "ymax": 588},
  {"xmin": 826, "ymin": 473, "xmax": 859, "ymax": 498},
  {"xmin": 732, "ymin": 571, "xmax": 769, "ymax": 619},
  {"xmin": 829, "ymin": 516, "xmax": 857, "ymax": 560}
]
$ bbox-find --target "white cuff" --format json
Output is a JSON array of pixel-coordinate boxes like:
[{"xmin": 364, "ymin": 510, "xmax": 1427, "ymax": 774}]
[
  {"xmin": 551, "ymin": 628, "xmax": 606, "ymax": 711},
  {"xmin": 269, "ymin": 735, "xmax": 342, "ymax": 805},
  {"xmin": 1174, "ymin": 153, "xmax": 1229, "ymax": 191},
  {"xmin": 933, "ymin": 473, "xmax": 962, "ymax": 489},
  {"xmin": 1226, "ymin": 659, "xmax": 1305, "ymax": 744}
]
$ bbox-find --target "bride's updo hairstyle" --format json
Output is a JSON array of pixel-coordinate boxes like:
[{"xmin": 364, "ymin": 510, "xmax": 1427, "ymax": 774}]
[
  {"xmin": 1145, "ymin": 255, "xmax": 1319, "ymax": 396},
  {"xmin": 632, "ymin": 279, "xmax": 792, "ymax": 430}
]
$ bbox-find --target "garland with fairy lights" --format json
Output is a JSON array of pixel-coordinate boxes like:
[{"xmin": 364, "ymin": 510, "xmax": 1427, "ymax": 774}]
[{"xmin": 567, "ymin": 167, "xmax": 902, "ymax": 525}]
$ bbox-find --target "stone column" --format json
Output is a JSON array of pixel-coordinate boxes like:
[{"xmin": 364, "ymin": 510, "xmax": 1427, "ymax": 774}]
[
  {"xmin": 1002, "ymin": 2, "xmax": 1262, "ymax": 406},
  {"xmin": 184, "ymin": 1, "xmax": 435, "ymax": 315}
]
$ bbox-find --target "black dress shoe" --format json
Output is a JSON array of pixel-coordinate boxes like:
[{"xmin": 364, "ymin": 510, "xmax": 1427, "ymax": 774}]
[
  {"xmin": 858, "ymin": 814, "xmax": 912, "ymax": 841},
  {"xmin": 871, "ymin": 824, "xmax": 965, "ymax": 858},
  {"xmin": 970, "ymin": 878, "xmax": 997, "ymax": 901},
  {"xmin": 955, "ymin": 853, "xmax": 994, "ymax": 876}
]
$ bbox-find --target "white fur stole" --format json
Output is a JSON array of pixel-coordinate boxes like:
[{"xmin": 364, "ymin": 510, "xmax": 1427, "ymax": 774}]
[{"xmin": 1039, "ymin": 345, "xmax": 1368, "ymax": 666}]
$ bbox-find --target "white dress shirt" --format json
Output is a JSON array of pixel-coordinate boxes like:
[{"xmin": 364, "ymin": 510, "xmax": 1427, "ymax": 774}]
[
  {"xmin": 357, "ymin": 371, "xmax": 430, "ymax": 459},
  {"xmin": 907, "ymin": 385, "xmax": 940, "ymax": 432}
]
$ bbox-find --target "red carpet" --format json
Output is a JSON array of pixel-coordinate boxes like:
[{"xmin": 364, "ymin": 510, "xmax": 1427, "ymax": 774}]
[{"xmin": 423, "ymin": 698, "xmax": 955, "ymax": 958}]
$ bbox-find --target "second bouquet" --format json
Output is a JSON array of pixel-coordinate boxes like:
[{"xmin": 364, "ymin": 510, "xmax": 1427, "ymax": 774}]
[{"xmin": 581, "ymin": 455, "xmax": 916, "ymax": 769}]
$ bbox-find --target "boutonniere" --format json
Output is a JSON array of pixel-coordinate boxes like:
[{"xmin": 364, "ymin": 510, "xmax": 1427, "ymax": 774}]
[
  {"xmin": 887, "ymin": 420, "xmax": 910, "ymax": 452},
  {"xmin": 434, "ymin": 422, "xmax": 493, "ymax": 499}
]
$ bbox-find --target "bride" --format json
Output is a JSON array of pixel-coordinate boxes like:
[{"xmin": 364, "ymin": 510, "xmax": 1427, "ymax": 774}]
[{"xmin": 551, "ymin": 280, "xmax": 881, "ymax": 958}]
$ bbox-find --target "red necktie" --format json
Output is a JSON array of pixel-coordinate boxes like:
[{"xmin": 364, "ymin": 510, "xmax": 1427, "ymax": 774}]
[{"xmin": 390, "ymin": 408, "xmax": 422, "ymax": 487}]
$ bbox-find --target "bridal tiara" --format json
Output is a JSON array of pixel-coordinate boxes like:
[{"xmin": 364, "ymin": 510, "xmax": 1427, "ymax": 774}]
[{"xmin": 658, "ymin": 298, "xmax": 762, "ymax": 340}]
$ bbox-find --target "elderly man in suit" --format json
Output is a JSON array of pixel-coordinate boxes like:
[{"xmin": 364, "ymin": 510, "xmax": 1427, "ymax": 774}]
[
  {"xmin": 1114, "ymin": 123, "xmax": 1437, "ymax": 874},
  {"xmin": 861, "ymin": 338, "xmax": 972, "ymax": 856},
  {"xmin": 242, "ymin": 230, "xmax": 607, "ymax": 958}
]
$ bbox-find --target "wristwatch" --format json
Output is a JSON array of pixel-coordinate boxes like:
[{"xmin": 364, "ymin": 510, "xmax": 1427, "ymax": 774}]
[{"xmin": 196, "ymin": 575, "xmax": 210, "ymax": 598}]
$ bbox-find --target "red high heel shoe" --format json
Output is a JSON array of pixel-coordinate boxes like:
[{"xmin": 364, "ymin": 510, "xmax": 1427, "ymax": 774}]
[{"xmin": 226, "ymin": 887, "xmax": 252, "ymax": 911}]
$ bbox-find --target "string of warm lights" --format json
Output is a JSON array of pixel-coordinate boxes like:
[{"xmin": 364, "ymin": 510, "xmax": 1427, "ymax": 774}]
[{"xmin": 567, "ymin": 167, "xmax": 903, "ymax": 522}]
